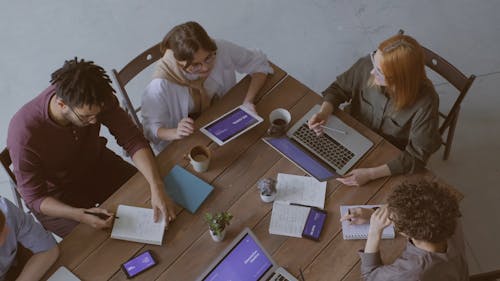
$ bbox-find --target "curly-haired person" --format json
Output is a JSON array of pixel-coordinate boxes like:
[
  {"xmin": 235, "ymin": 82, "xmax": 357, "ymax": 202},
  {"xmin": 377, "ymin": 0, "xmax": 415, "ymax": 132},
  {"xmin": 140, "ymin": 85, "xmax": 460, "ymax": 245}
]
[{"xmin": 340, "ymin": 181, "xmax": 468, "ymax": 280}]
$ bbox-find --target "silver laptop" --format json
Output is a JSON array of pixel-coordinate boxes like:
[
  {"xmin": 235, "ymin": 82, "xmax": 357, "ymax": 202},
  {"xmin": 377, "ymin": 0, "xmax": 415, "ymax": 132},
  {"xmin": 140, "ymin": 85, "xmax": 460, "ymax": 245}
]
[
  {"xmin": 196, "ymin": 228, "xmax": 298, "ymax": 281},
  {"xmin": 286, "ymin": 104, "xmax": 373, "ymax": 176}
]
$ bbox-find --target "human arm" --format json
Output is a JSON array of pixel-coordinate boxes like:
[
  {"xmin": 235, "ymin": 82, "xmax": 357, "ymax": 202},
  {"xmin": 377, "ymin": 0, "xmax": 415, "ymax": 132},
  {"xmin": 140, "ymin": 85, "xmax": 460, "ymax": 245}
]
[
  {"xmin": 157, "ymin": 117, "xmax": 194, "ymax": 141},
  {"xmin": 339, "ymin": 207, "xmax": 375, "ymax": 225},
  {"xmin": 141, "ymin": 79, "xmax": 193, "ymax": 144},
  {"xmin": 242, "ymin": 72, "xmax": 267, "ymax": 113},
  {"xmin": 101, "ymin": 95, "xmax": 176, "ymax": 223},
  {"xmin": 39, "ymin": 197, "xmax": 114, "ymax": 229},
  {"xmin": 131, "ymin": 147, "xmax": 176, "ymax": 223},
  {"xmin": 15, "ymin": 246, "xmax": 59, "ymax": 281},
  {"xmin": 309, "ymin": 56, "xmax": 371, "ymax": 135},
  {"xmin": 336, "ymin": 165, "xmax": 391, "ymax": 187},
  {"xmin": 9, "ymin": 199, "xmax": 59, "ymax": 280},
  {"xmin": 222, "ymin": 39, "xmax": 273, "ymax": 111},
  {"xmin": 356, "ymin": 206, "xmax": 423, "ymax": 280},
  {"xmin": 386, "ymin": 92, "xmax": 441, "ymax": 175}
]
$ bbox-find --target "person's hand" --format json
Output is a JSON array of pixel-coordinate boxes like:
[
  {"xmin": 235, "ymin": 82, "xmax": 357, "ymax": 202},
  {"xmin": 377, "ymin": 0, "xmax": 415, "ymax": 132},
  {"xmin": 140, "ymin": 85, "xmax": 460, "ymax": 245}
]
[
  {"xmin": 79, "ymin": 207, "xmax": 114, "ymax": 229},
  {"xmin": 340, "ymin": 207, "xmax": 374, "ymax": 225},
  {"xmin": 308, "ymin": 111, "xmax": 329, "ymax": 136},
  {"xmin": 242, "ymin": 101, "xmax": 257, "ymax": 114},
  {"xmin": 175, "ymin": 117, "xmax": 194, "ymax": 139},
  {"xmin": 368, "ymin": 205, "xmax": 391, "ymax": 235},
  {"xmin": 150, "ymin": 185, "xmax": 176, "ymax": 224},
  {"xmin": 336, "ymin": 168, "xmax": 374, "ymax": 186}
]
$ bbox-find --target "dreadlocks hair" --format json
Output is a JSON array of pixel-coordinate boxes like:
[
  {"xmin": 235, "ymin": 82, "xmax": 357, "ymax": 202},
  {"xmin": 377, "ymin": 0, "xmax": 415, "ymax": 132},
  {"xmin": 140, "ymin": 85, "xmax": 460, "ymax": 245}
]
[
  {"xmin": 387, "ymin": 180, "xmax": 461, "ymax": 243},
  {"xmin": 50, "ymin": 57, "xmax": 115, "ymax": 108}
]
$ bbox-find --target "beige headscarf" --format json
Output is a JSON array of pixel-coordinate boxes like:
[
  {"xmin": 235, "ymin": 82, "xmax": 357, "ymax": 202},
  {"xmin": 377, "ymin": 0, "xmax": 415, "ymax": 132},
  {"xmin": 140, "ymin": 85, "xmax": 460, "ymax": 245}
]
[{"xmin": 153, "ymin": 49, "xmax": 212, "ymax": 113}]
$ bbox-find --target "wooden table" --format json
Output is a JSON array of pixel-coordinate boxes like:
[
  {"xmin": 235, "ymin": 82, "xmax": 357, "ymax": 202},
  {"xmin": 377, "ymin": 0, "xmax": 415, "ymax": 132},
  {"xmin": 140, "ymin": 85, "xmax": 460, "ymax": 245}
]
[{"xmin": 44, "ymin": 63, "xmax": 462, "ymax": 281}]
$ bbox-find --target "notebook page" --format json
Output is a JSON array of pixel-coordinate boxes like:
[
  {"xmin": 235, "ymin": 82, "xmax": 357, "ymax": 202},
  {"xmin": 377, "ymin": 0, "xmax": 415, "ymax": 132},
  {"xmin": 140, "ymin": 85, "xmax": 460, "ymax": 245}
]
[
  {"xmin": 269, "ymin": 201, "xmax": 310, "ymax": 237},
  {"xmin": 47, "ymin": 266, "xmax": 81, "ymax": 281},
  {"xmin": 276, "ymin": 173, "xmax": 327, "ymax": 209},
  {"xmin": 111, "ymin": 205, "xmax": 166, "ymax": 245},
  {"xmin": 340, "ymin": 205, "xmax": 395, "ymax": 240}
]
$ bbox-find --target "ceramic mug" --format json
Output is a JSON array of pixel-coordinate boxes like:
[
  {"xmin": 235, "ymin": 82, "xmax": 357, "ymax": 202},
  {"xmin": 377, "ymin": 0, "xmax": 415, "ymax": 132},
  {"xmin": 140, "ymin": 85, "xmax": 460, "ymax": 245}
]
[
  {"xmin": 267, "ymin": 108, "xmax": 292, "ymax": 137},
  {"xmin": 188, "ymin": 145, "xmax": 211, "ymax": 173}
]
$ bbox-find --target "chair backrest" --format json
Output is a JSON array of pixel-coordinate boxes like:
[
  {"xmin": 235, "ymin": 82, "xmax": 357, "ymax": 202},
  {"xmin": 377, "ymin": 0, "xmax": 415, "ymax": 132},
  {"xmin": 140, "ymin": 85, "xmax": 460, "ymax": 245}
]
[
  {"xmin": 421, "ymin": 46, "xmax": 476, "ymax": 135},
  {"xmin": 397, "ymin": 28, "xmax": 476, "ymax": 159},
  {"xmin": 111, "ymin": 42, "xmax": 163, "ymax": 130},
  {"xmin": 0, "ymin": 148, "xmax": 24, "ymax": 211}
]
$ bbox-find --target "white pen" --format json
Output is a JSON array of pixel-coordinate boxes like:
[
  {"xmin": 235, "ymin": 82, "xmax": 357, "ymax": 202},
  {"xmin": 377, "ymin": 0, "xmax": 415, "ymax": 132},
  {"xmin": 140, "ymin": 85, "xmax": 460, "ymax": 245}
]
[{"xmin": 320, "ymin": 125, "xmax": 347, "ymax": 135}]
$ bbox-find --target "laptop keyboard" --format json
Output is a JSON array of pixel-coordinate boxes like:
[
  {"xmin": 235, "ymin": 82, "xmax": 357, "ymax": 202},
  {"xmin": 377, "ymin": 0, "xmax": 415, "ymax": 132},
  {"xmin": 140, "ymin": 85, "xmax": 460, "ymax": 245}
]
[
  {"xmin": 269, "ymin": 273, "xmax": 292, "ymax": 281},
  {"xmin": 291, "ymin": 124, "xmax": 354, "ymax": 170}
]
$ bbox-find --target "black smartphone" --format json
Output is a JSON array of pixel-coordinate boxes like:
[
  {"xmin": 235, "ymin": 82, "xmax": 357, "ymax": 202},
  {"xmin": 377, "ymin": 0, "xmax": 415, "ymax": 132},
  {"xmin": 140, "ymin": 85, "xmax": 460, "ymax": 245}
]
[
  {"xmin": 302, "ymin": 207, "xmax": 327, "ymax": 241},
  {"xmin": 121, "ymin": 250, "xmax": 157, "ymax": 279}
]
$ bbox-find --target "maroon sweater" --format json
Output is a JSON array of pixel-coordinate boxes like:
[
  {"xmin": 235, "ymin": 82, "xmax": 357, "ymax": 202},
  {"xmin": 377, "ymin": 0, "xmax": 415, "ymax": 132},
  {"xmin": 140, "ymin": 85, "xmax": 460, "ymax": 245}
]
[{"xmin": 7, "ymin": 85, "xmax": 149, "ymax": 213}]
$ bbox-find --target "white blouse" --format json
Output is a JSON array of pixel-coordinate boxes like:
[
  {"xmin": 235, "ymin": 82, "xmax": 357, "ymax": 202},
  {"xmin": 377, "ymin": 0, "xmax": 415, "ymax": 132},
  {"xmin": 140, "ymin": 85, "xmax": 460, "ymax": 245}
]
[{"xmin": 141, "ymin": 39, "xmax": 274, "ymax": 153}]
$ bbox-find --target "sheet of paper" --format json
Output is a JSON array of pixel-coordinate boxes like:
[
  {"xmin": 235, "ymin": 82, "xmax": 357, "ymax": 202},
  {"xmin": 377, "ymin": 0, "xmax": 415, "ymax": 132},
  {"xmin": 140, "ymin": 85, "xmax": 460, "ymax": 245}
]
[
  {"xmin": 269, "ymin": 201, "xmax": 310, "ymax": 238},
  {"xmin": 111, "ymin": 205, "xmax": 166, "ymax": 245},
  {"xmin": 340, "ymin": 205, "xmax": 395, "ymax": 240},
  {"xmin": 47, "ymin": 266, "xmax": 81, "ymax": 281},
  {"xmin": 276, "ymin": 173, "xmax": 327, "ymax": 209}
]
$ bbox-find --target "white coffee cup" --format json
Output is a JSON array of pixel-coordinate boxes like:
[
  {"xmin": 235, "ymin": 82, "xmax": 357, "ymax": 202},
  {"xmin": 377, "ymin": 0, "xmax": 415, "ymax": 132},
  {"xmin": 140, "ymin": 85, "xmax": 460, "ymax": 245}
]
[
  {"xmin": 268, "ymin": 108, "xmax": 292, "ymax": 137},
  {"xmin": 188, "ymin": 145, "xmax": 211, "ymax": 173}
]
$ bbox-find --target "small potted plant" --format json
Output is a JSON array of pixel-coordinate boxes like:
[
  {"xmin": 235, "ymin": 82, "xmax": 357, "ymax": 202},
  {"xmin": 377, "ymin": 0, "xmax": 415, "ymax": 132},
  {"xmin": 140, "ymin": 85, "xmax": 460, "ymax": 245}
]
[
  {"xmin": 205, "ymin": 211, "xmax": 233, "ymax": 242},
  {"xmin": 257, "ymin": 178, "xmax": 277, "ymax": 203}
]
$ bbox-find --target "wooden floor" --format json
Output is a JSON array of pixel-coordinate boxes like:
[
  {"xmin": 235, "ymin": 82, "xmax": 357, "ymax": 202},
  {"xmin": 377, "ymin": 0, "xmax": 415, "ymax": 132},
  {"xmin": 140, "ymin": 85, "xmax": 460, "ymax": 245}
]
[{"xmin": 44, "ymin": 64, "xmax": 462, "ymax": 281}]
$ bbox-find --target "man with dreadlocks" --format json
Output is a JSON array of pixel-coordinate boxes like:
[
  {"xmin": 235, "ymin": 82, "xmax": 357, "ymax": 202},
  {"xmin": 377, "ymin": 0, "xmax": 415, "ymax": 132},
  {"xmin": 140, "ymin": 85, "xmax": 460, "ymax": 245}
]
[{"xmin": 7, "ymin": 58, "xmax": 176, "ymax": 237}]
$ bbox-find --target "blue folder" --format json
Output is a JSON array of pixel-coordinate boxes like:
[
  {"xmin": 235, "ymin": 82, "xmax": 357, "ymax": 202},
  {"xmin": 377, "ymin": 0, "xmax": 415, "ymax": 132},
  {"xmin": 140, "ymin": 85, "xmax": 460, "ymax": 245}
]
[{"xmin": 163, "ymin": 165, "xmax": 214, "ymax": 214}]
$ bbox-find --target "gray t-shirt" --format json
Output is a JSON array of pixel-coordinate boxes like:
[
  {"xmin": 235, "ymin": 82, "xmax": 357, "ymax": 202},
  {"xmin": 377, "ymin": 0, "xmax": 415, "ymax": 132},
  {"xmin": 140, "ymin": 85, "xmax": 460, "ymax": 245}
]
[
  {"xmin": 359, "ymin": 221, "xmax": 469, "ymax": 281},
  {"xmin": 0, "ymin": 197, "xmax": 57, "ymax": 280}
]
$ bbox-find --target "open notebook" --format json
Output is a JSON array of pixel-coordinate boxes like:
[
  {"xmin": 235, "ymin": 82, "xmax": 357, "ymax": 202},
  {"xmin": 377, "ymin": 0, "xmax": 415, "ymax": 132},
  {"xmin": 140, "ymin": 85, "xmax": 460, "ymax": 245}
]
[
  {"xmin": 111, "ymin": 205, "xmax": 166, "ymax": 245},
  {"xmin": 269, "ymin": 173, "xmax": 327, "ymax": 238},
  {"xmin": 340, "ymin": 205, "xmax": 395, "ymax": 240}
]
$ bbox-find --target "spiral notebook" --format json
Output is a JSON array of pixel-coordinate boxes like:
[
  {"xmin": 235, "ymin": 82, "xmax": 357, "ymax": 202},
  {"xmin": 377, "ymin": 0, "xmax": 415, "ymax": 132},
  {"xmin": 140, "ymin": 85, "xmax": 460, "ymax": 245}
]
[{"xmin": 340, "ymin": 205, "xmax": 395, "ymax": 240}]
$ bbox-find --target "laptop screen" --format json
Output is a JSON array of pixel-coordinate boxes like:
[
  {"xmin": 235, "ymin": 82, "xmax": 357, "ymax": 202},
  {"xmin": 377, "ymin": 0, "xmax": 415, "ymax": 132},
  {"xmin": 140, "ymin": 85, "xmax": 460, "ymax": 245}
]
[
  {"xmin": 264, "ymin": 137, "xmax": 337, "ymax": 181},
  {"xmin": 202, "ymin": 233, "xmax": 273, "ymax": 281}
]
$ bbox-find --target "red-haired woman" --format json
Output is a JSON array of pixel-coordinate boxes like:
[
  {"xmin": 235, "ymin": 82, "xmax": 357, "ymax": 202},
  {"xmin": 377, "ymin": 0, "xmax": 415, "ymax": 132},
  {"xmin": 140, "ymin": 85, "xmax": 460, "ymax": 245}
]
[{"xmin": 309, "ymin": 34, "xmax": 441, "ymax": 186}]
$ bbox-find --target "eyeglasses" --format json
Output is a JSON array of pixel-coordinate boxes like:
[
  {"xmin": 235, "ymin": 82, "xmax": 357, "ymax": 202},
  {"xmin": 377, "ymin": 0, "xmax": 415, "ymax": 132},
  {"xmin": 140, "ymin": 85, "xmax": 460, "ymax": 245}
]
[
  {"xmin": 69, "ymin": 106, "xmax": 99, "ymax": 124},
  {"xmin": 370, "ymin": 50, "xmax": 386, "ymax": 83},
  {"xmin": 183, "ymin": 51, "xmax": 217, "ymax": 74}
]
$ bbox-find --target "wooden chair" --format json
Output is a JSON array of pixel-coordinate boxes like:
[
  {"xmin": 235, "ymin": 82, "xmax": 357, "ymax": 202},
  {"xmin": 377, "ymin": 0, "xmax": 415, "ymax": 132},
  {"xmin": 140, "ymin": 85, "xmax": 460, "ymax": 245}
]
[
  {"xmin": 398, "ymin": 29, "xmax": 476, "ymax": 160},
  {"xmin": 0, "ymin": 148, "xmax": 25, "ymax": 212},
  {"xmin": 470, "ymin": 269, "xmax": 500, "ymax": 281},
  {"xmin": 111, "ymin": 42, "xmax": 163, "ymax": 131},
  {"xmin": 422, "ymin": 46, "xmax": 476, "ymax": 160}
]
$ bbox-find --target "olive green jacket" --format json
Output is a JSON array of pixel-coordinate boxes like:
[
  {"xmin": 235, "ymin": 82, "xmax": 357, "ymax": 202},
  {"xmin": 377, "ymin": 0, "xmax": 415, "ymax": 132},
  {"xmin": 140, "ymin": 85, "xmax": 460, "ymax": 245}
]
[{"xmin": 322, "ymin": 55, "xmax": 441, "ymax": 174}]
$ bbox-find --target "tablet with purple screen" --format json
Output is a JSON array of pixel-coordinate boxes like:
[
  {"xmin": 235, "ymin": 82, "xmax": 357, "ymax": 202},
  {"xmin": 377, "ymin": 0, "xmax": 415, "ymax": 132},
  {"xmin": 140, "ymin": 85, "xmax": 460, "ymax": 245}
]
[
  {"xmin": 263, "ymin": 137, "xmax": 338, "ymax": 182},
  {"xmin": 201, "ymin": 106, "xmax": 263, "ymax": 146}
]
